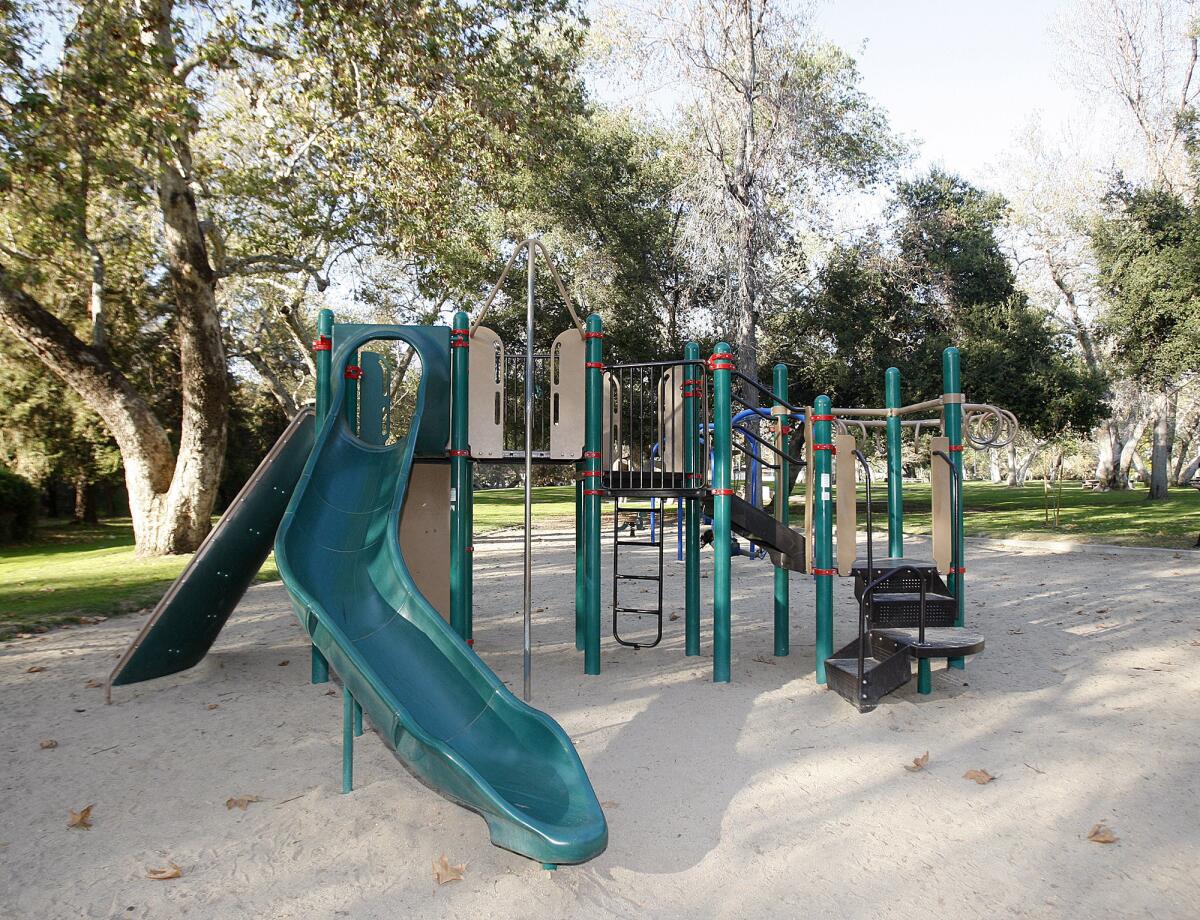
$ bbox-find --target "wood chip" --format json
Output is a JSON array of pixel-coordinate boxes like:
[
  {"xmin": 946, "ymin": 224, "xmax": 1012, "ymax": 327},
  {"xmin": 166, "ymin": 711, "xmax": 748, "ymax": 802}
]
[
  {"xmin": 146, "ymin": 861, "xmax": 182, "ymax": 880},
  {"xmin": 39, "ymin": 739, "xmax": 57, "ymax": 750},
  {"xmin": 963, "ymin": 769, "xmax": 996, "ymax": 784},
  {"xmin": 1087, "ymin": 822, "xmax": 1119, "ymax": 844},
  {"xmin": 433, "ymin": 853, "xmax": 466, "ymax": 885},
  {"xmin": 206, "ymin": 703, "xmax": 220, "ymax": 710},
  {"xmin": 84, "ymin": 678, "xmax": 102, "ymax": 689},
  {"xmin": 225, "ymin": 795, "xmax": 262, "ymax": 810},
  {"xmin": 25, "ymin": 666, "xmax": 45, "ymax": 673},
  {"xmin": 68, "ymin": 804, "xmax": 94, "ymax": 829},
  {"xmin": 277, "ymin": 660, "xmax": 290, "ymax": 667},
  {"xmin": 904, "ymin": 751, "xmax": 930, "ymax": 772}
]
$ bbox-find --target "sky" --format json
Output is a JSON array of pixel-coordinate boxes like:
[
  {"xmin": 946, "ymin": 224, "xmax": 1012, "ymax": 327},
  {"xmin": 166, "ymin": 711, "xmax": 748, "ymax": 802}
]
[
  {"xmin": 589, "ymin": 0, "xmax": 1080, "ymax": 185},
  {"xmin": 813, "ymin": 0, "xmax": 1075, "ymax": 181}
]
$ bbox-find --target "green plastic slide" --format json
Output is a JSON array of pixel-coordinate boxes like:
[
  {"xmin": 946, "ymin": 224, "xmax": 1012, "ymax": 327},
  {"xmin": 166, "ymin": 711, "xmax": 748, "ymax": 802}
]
[
  {"xmin": 108, "ymin": 408, "xmax": 316, "ymax": 697},
  {"xmin": 274, "ymin": 325, "xmax": 607, "ymax": 866}
]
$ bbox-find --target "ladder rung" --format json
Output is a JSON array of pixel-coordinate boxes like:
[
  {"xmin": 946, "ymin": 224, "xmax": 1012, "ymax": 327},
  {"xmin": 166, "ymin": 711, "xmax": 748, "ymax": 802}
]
[
  {"xmin": 616, "ymin": 540, "xmax": 660, "ymax": 547},
  {"xmin": 615, "ymin": 607, "xmax": 662, "ymax": 615},
  {"xmin": 616, "ymin": 573, "xmax": 659, "ymax": 581}
]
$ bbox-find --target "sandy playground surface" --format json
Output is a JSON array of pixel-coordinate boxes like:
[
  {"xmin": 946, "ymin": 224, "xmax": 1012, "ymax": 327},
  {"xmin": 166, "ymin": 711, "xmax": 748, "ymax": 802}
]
[{"xmin": 2, "ymin": 527, "xmax": 1200, "ymax": 919}]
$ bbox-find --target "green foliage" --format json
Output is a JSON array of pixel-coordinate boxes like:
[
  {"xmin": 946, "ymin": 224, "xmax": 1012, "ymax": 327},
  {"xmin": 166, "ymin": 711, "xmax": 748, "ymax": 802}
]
[
  {"xmin": 763, "ymin": 169, "xmax": 1107, "ymax": 437},
  {"xmin": 1092, "ymin": 183, "xmax": 1200, "ymax": 386},
  {"xmin": 0, "ymin": 464, "xmax": 38, "ymax": 543}
]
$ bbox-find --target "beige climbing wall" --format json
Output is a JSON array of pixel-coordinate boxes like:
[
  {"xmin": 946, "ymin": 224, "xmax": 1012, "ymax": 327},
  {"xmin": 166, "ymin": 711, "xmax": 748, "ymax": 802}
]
[
  {"xmin": 835, "ymin": 433, "xmax": 858, "ymax": 575},
  {"xmin": 468, "ymin": 326, "xmax": 504, "ymax": 460},
  {"xmin": 399, "ymin": 462, "xmax": 451, "ymax": 621},
  {"xmin": 550, "ymin": 328, "xmax": 586, "ymax": 460},
  {"xmin": 658, "ymin": 366, "xmax": 686, "ymax": 472},
  {"xmin": 930, "ymin": 436, "xmax": 952, "ymax": 574}
]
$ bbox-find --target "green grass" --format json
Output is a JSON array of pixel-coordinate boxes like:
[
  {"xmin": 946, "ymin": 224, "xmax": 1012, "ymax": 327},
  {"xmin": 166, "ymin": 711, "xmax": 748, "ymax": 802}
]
[
  {"xmin": 793, "ymin": 481, "xmax": 1200, "ymax": 549},
  {"xmin": 3, "ymin": 480, "xmax": 1196, "ymax": 638},
  {"xmin": 0, "ymin": 518, "xmax": 279, "ymax": 639}
]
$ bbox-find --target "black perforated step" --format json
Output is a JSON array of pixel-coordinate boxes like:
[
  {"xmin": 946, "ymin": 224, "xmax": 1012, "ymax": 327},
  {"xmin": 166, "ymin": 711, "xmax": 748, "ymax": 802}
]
[{"xmin": 825, "ymin": 636, "xmax": 912, "ymax": 713}]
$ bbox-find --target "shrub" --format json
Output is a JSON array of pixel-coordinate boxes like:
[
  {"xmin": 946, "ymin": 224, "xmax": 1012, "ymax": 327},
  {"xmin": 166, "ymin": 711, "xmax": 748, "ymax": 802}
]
[{"xmin": 0, "ymin": 466, "xmax": 39, "ymax": 544}]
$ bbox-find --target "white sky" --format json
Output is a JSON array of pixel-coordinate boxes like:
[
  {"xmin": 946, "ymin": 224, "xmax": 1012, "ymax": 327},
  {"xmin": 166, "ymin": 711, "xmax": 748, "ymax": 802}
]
[{"xmin": 814, "ymin": 0, "xmax": 1075, "ymax": 181}]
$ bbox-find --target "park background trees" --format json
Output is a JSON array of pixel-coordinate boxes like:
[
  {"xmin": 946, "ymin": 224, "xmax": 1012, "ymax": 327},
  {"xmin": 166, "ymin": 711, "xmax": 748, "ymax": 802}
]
[{"xmin": 1, "ymin": 0, "xmax": 1198, "ymax": 553}]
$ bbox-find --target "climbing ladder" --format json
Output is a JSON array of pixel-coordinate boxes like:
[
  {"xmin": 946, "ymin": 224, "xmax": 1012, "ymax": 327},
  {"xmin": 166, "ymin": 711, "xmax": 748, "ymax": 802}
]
[{"xmin": 611, "ymin": 498, "xmax": 665, "ymax": 649}]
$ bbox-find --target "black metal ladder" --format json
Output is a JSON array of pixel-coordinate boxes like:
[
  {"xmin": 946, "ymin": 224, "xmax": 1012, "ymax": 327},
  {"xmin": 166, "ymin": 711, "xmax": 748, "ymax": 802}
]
[{"xmin": 611, "ymin": 497, "xmax": 665, "ymax": 649}]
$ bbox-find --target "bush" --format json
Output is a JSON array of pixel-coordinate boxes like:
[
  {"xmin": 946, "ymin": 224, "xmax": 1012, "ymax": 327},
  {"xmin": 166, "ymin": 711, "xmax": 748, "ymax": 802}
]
[{"xmin": 0, "ymin": 466, "xmax": 39, "ymax": 544}]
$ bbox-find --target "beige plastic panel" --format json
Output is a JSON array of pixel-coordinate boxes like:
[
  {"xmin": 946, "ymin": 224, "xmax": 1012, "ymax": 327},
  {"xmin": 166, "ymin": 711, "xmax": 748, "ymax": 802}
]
[
  {"xmin": 468, "ymin": 326, "xmax": 504, "ymax": 459},
  {"xmin": 658, "ymin": 366, "xmax": 686, "ymax": 472},
  {"xmin": 930, "ymin": 435, "xmax": 952, "ymax": 574},
  {"xmin": 804, "ymin": 410, "xmax": 814, "ymax": 572},
  {"xmin": 602, "ymin": 375, "xmax": 621, "ymax": 468},
  {"xmin": 399, "ymin": 463, "xmax": 451, "ymax": 621},
  {"xmin": 550, "ymin": 328, "xmax": 586, "ymax": 460},
  {"xmin": 835, "ymin": 434, "xmax": 858, "ymax": 576}
]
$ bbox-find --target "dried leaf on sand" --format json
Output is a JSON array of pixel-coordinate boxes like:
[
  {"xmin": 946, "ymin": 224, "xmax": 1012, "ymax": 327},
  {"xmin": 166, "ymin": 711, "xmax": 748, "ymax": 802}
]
[
  {"xmin": 963, "ymin": 769, "xmax": 996, "ymax": 785},
  {"xmin": 433, "ymin": 854, "xmax": 466, "ymax": 885},
  {"xmin": 903, "ymin": 752, "xmax": 930, "ymax": 773},
  {"xmin": 146, "ymin": 862, "xmax": 182, "ymax": 880},
  {"xmin": 206, "ymin": 703, "xmax": 220, "ymax": 710},
  {"xmin": 84, "ymin": 679, "xmax": 102, "ymax": 689},
  {"xmin": 1087, "ymin": 823, "xmax": 1119, "ymax": 844},
  {"xmin": 39, "ymin": 739, "xmax": 58, "ymax": 750},
  {"xmin": 26, "ymin": 666, "xmax": 46, "ymax": 673},
  {"xmin": 68, "ymin": 804, "xmax": 94, "ymax": 829},
  {"xmin": 277, "ymin": 660, "xmax": 290, "ymax": 667},
  {"xmin": 225, "ymin": 795, "xmax": 262, "ymax": 810}
]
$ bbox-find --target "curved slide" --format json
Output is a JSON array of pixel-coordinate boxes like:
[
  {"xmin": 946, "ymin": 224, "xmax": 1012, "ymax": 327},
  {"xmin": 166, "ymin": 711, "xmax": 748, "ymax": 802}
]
[{"xmin": 275, "ymin": 326, "xmax": 607, "ymax": 866}]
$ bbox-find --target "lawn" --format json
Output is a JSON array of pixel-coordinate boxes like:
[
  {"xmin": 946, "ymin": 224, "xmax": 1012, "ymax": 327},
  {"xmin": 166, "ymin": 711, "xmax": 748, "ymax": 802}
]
[
  {"xmin": 3, "ymin": 481, "xmax": 1196, "ymax": 638},
  {"xmin": 0, "ymin": 519, "xmax": 279, "ymax": 639}
]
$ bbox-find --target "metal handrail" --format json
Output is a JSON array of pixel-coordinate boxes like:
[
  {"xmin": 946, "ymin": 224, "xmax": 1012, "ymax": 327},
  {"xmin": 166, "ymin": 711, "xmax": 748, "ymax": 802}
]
[
  {"xmin": 730, "ymin": 371, "xmax": 802, "ymax": 413},
  {"xmin": 853, "ymin": 450, "xmax": 875, "ymax": 691}
]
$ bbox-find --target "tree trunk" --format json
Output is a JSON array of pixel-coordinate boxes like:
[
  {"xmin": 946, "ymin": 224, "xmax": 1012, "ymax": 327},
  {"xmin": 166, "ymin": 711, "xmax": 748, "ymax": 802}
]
[
  {"xmin": 1171, "ymin": 409, "xmax": 1199, "ymax": 484},
  {"xmin": 1006, "ymin": 442, "xmax": 1018, "ymax": 486},
  {"xmin": 73, "ymin": 474, "xmax": 98, "ymax": 524},
  {"xmin": 1129, "ymin": 450, "xmax": 1151, "ymax": 485},
  {"xmin": 1148, "ymin": 387, "xmax": 1177, "ymax": 500},
  {"xmin": 989, "ymin": 449, "xmax": 1002, "ymax": 483}
]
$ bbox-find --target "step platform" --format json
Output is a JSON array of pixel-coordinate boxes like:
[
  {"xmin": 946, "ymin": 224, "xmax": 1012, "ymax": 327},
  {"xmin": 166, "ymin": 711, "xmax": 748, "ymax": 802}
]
[
  {"xmin": 825, "ymin": 636, "xmax": 911, "ymax": 713},
  {"xmin": 871, "ymin": 627, "xmax": 985, "ymax": 659}
]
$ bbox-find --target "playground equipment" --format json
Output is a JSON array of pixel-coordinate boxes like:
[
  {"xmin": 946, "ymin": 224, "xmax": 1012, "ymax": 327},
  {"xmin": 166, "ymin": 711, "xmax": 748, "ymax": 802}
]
[{"xmin": 105, "ymin": 238, "xmax": 1016, "ymax": 867}]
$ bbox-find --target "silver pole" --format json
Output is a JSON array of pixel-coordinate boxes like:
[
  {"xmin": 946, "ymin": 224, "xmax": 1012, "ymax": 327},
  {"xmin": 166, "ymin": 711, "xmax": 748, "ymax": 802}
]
[{"xmin": 523, "ymin": 243, "xmax": 535, "ymax": 702}]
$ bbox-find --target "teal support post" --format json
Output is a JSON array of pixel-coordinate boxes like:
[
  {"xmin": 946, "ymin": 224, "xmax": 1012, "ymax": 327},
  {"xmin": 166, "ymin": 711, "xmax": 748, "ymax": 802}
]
[
  {"xmin": 342, "ymin": 685, "xmax": 354, "ymax": 793},
  {"xmin": 575, "ymin": 462, "xmax": 585, "ymax": 652},
  {"xmin": 885, "ymin": 367, "xmax": 903, "ymax": 558},
  {"xmin": 943, "ymin": 346, "xmax": 966, "ymax": 672},
  {"xmin": 684, "ymin": 342, "xmax": 702, "ymax": 657},
  {"xmin": 311, "ymin": 309, "xmax": 333, "ymax": 686},
  {"xmin": 449, "ymin": 312, "xmax": 470, "ymax": 640},
  {"xmin": 813, "ymin": 395, "xmax": 834, "ymax": 685},
  {"xmin": 583, "ymin": 315, "xmax": 604, "ymax": 675},
  {"xmin": 465, "ymin": 458, "xmax": 474, "ymax": 644},
  {"xmin": 772, "ymin": 363, "xmax": 790, "ymax": 657},
  {"xmin": 344, "ymin": 349, "xmax": 361, "ymax": 432},
  {"xmin": 353, "ymin": 698, "xmax": 363, "ymax": 737},
  {"xmin": 712, "ymin": 343, "xmax": 734, "ymax": 683}
]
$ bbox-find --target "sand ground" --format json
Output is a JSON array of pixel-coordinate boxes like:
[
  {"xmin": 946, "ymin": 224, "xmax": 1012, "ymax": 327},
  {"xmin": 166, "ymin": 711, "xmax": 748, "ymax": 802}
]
[{"xmin": 2, "ymin": 528, "xmax": 1199, "ymax": 919}]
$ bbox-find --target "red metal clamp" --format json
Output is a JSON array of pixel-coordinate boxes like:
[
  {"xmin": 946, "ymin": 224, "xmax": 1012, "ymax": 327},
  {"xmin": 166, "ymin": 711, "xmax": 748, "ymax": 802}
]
[
  {"xmin": 585, "ymin": 361, "xmax": 605, "ymax": 370},
  {"xmin": 583, "ymin": 451, "xmax": 602, "ymax": 459},
  {"xmin": 813, "ymin": 443, "xmax": 835, "ymax": 452},
  {"xmin": 449, "ymin": 449, "xmax": 470, "ymax": 457},
  {"xmin": 712, "ymin": 488, "xmax": 734, "ymax": 496},
  {"xmin": 344, "ymin": 365, "xmax": 362, "ymax": 380},
  {"xmin": 312, "ymin": 335, "xmax": 331, "ymax": 352},
  {"xmin": 812, "ymin": 568, "xmax": 836, "ymax": 576},
  {"xmin": 707, "ymin": 352, "xmax": 735, "ymax": 371},
  {"xmin": 810, "ymin": 414, "xmax": 835, "ymax": 422},
  {"xmin": 583, "ymin": 331, "xmax": 604, "ymax": 339}
]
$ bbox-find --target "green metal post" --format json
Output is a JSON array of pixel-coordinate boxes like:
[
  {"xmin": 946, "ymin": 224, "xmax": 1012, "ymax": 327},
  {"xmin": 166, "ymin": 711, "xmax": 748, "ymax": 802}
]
[
  {"xmin": 344, "ymin": 349, "xmax": 360, "ymax": 432},
  {"xmin": 353, "ymin": 698, "xmax": 362, "ymax": 737},
  {"xmin": 575, "ymin": 461, "xmax": 585, "ymax": 651},
  {"xmin": 885, "ymin": 367, "xmax": 903, "ymax": 558},
  {"xmin": 450, "ymin": 312, "xmax": 470, "ymax": 640},
  {"xmin": 583, "ymin": 314, "xmax": 603, "ymax": 675},
  {"xmin": 813, "ymin": 395, "xmax": 834, "ymax": 684},
  {"xmin": 466, "ymin": 459, "xmax": 474, "ymax": 644},
  {"xmin": 311, "ymin": 309, "xmax": 333, "ymax": 686},
  {"xmin": 342, "ymin": 685, "xmax": 354, "ymax": 793},
  {"xmin": 684, "ymin": 342, "xmax": 702, "ymax": 657},
  {"xmin": 712, "ymin": 343, "xmax": 733, "ymax": 683},
  {"xmin": 943, "ymin": 346, "xmax": 966, "ymax": 672},
  {"xmin": 772, "ymin": 363, "xmax": 790, "ymax": 657}
]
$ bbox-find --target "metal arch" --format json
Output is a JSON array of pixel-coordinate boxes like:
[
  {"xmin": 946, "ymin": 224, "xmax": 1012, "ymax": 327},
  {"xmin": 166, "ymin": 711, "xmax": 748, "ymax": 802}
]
[{"xmin": 470, "ymin": 238, "xmax": 586, "ymax": 339}]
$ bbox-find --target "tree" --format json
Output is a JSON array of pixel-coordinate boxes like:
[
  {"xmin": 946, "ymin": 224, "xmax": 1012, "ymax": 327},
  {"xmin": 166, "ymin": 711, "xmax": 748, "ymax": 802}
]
[
  {"xmin": 0, "ymin": 0, "xmax": 586, "ymax": 553},
  {"xmin": 1092, "ymin": 183, "xmax": 1200, "ymax": 498},
  {"xmin": 598, "ymin": 0, "xmax": 898, "ymax": 393}
]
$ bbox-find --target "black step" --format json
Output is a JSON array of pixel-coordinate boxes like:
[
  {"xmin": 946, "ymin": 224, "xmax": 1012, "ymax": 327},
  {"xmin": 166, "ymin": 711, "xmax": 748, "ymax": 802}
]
[
  {"xmin": 702, "ymin": 494, "xmax": 806, "ymax": 572},
  {"xmin": 872, "ymin": 627, "xmax": 985, "ymax": 659},
  {"xmin": 866, "ymin": 591, "xmax": 958, "ymax": 629},
  {"xmin": 825, "ymin": 636, "xmax": 912, "ymax": 712},
  {"xmin": 852, "ymin": 558, "xmax": 951, "ymax": 601}
]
